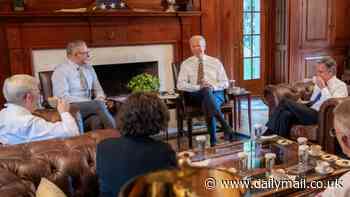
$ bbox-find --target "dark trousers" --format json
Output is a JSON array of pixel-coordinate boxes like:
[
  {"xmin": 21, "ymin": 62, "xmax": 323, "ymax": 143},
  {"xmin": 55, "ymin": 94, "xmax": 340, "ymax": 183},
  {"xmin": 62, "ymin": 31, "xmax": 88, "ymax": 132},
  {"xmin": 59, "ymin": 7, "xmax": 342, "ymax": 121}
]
[
  {"xmin": 71, "ymin": 100, "xmax": 116, "ymax": 132},
  {"xmin": 266, "ymin": 98, "xmax": 318, "ymax": 137},
  {"xmin": 185, "ymin": 88, "xmax": 231, "ymax": 145}
]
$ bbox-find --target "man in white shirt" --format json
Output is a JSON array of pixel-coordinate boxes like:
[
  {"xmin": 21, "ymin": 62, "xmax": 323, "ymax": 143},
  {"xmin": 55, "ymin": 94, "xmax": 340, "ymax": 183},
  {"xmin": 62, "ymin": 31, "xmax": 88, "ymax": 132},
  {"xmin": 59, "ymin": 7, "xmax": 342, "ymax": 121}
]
[
  {"xmin": 265, "ymin": 57, "xmax": 348, "ymax": 137},
  {"xmin": 177, "ymin": 35, "xmax": 234, "ymax": 146},
  {"xmin": 0, "ymin": 74, "xmax": 79, "ymax": 145},
  {"xmin": 318, "ymin": 99, "xmax": 350, "ymax": 197},
  {"xmin": 52, "ymin": 40, "xmax": 116, "ymax": 131}
]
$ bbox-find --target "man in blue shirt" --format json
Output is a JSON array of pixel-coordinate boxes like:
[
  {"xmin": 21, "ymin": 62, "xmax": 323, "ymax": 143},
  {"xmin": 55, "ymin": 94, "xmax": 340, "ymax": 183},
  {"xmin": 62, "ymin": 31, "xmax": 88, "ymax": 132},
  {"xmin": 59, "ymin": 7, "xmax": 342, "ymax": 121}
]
[{"xmin": 52, "ymin": 40, "xmax": 116, "ymax": 131}]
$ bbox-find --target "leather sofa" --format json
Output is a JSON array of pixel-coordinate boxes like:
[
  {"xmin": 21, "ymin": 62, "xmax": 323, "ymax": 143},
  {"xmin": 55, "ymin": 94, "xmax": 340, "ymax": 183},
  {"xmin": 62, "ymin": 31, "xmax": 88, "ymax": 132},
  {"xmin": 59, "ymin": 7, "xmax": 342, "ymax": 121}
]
[
  {"xmin": 263, "ymin": 81, "xmax": 346, "ymax": 154},
  {"xmin": 0, "ymin": 129, "xmax": 120, "ymax": 197}
]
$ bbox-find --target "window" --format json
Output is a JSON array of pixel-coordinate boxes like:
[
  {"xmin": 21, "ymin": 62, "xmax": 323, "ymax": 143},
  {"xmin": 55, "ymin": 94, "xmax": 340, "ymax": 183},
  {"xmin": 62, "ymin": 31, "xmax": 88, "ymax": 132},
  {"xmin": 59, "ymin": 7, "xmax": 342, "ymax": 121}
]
[{"xmin": 243, "ymin": 0, "xmax": 261, "ymax": 80}]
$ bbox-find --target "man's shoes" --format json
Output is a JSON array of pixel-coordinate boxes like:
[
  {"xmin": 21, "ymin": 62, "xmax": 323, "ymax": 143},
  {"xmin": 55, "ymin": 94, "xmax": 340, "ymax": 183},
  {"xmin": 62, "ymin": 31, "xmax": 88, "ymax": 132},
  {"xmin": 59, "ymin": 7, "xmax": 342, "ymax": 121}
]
[
  {"xmin": 210, "ymin": 143, "xmax": 216, "ymax": 147},
  {"xmin": 224, "ymin": 131, "xmax": 235, "ymax": 142}
]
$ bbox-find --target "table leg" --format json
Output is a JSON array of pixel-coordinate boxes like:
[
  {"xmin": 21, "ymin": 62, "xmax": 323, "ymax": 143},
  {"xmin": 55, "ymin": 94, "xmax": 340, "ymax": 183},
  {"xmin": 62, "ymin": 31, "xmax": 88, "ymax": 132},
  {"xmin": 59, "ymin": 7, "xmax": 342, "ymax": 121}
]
[
  {"xmin": 248, "ymin": 95, "xmax": 252, "ymax": 135},
  {"xmin": 233, "ymin": 97, "xmax": 237, "ymax": 132},
  {"xmin": 238, "ymin": 98, "xmax": 241, "ymax": 129}
]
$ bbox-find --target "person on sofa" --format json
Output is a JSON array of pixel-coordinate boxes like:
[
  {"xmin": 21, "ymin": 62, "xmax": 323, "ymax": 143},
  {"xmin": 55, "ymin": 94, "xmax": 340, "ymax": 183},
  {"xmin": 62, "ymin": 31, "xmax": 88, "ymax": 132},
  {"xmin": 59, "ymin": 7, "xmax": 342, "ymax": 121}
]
[
  {"xmin": 51, "ymin": 40, "xmax": 116, "ymax": 131},
  {"xmin": 265, "ymin": 57, "xmax": 348, "ymax": 137},
  {"xmin": 96, "ymin": 92, "xmax": 177, "ymax": 197},
  {"xmin": 177, "ymin": 35, "xmax": 234, "ymax": 146},
  {"xmin": 317, "ymin": 99, "xmax": 350, "ymax": 197},
  {"xmin": 0, "ymin": 74, "xmax": 79, "ymax": 145}
]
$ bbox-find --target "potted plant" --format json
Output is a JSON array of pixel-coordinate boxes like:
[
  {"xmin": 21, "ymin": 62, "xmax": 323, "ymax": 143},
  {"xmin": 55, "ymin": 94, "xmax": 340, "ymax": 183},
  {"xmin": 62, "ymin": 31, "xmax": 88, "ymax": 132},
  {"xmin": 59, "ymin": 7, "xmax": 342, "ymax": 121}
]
[{"xmin": 127, "ymin": 73, "xmax": 160, "ymax": 93}]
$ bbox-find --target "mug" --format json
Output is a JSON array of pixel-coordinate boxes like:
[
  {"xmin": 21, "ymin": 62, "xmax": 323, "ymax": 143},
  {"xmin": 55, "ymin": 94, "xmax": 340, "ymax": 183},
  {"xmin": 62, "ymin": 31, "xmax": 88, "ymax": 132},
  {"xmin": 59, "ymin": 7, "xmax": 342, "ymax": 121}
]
[
  {"xmin": 310, "ymin": 145, "xmax": 322, "ymax": 155},
  {"xmin": 316, "ymin": 160, "xmax": 330, "ymax": 173}
]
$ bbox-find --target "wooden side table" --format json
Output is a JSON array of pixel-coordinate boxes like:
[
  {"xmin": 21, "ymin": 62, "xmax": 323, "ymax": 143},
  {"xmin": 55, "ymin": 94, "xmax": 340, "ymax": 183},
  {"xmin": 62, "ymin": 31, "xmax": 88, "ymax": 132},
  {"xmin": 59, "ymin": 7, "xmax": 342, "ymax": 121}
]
[
  {"xmin": 227, "ymin": 90, "xmax": 252, "ymax": 136},
  {"xmin": 159, "ymin": 93, "xmax": 182, "ymax": 143}
]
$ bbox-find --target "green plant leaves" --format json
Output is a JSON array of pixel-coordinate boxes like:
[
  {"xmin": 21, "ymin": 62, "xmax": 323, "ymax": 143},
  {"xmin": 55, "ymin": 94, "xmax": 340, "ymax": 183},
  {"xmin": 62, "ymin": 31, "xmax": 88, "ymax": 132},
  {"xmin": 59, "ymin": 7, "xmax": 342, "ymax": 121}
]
[{"xmin": 127, "ymin": 73, "xmax": 160, "ymax": 93}]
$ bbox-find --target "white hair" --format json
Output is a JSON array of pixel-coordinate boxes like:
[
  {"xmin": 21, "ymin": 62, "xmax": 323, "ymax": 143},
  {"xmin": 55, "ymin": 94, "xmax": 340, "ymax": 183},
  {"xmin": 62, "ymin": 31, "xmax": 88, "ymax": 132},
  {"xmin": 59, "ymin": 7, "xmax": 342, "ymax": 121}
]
[
  {"xmin": 189, "ymin": 35, "xmax": 206, "ymax": 46},
  {"xmin": 3, "ymin": 74, "xmax": 38, "ymax": 105},
  {"xmin": 66, "ymin": 40, "xmax": 86, "ymax": 56}
]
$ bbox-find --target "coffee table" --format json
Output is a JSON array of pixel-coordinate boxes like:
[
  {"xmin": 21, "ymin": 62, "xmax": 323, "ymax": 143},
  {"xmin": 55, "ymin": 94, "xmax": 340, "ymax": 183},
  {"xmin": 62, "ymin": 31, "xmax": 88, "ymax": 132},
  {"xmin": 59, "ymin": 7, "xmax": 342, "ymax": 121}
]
[{"xmin": 181, "ymin": 136, "xmax": 350, "ymax": 196}]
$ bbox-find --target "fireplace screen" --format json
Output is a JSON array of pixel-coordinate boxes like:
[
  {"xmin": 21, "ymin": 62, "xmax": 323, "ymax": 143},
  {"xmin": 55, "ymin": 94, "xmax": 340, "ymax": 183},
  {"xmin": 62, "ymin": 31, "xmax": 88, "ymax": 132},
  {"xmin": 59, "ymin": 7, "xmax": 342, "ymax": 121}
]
[{"xmin": 94, "ymin": 61, "xmax": 158, "ymax": 96}]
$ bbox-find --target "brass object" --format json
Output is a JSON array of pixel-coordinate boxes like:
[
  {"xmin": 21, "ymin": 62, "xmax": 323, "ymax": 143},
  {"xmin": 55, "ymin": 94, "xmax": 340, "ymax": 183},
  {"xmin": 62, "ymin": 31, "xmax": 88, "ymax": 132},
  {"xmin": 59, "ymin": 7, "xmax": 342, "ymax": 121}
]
[{"xmin": 119, "ymin": 154, "xmax": 246, "ymax": 197}]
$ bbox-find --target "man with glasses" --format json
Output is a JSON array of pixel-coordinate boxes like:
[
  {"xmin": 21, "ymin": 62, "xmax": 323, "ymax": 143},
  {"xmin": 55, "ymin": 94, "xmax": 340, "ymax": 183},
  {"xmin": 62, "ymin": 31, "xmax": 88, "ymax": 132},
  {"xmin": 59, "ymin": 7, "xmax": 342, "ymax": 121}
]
[
  {"xmin": 0, "ymin": 74, "xmax": 79, "ymax": 145},
  {"xmin": 265, "ymin": 57, "xmax": 348, "ymax": 137},
  {"xmin": 52, "ymin": 40, "xmax": 116, "ymax": 131}
]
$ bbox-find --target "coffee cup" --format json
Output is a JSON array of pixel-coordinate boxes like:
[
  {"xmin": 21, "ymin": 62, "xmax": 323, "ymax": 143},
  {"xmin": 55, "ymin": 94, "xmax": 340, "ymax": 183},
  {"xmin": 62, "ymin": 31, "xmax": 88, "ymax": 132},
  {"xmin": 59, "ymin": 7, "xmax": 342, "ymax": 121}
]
[
  {"xmin": 316, "ymin": 160, "xmax": 330, "ymax": 173},
  {"xmin": 297, "ymin": 137, "xmax": 308, "ymax": 145},
  {"xmin": 47, "ymin": 96, "xmax": 58, "ymax": 108},
  {"xmin": 310, "ymin": 145, "xmax": 322, "ymax": 155},
  {"xmin": 231, "ymin": 87, "xmax": 241, "ymax": 94}
]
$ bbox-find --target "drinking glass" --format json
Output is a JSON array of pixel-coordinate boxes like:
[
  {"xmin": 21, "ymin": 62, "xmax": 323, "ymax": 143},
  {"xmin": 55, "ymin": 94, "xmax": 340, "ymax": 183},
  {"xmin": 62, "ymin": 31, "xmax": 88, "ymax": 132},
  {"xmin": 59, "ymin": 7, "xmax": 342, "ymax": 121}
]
[
  {"xmin": 298, "ymin": 145, "xmax": 309, "ymax": 167},
  {"xmin": 238, "ymin": 152, "xmax": 248, "ymax": 175},
  {"xmin": 195, "ymin": 136, "xmax": 207, "ymax": 161},
  {"xmin": 253, "ymin": 124, "xmax": 264, "ymax": 140},
  {"xmin": 297, "ymin": 137, "xmax": 308, "ymax": 146},
  {"xmin": 265, "ymin": 153, "xmax": 276, "ymax": 177}
]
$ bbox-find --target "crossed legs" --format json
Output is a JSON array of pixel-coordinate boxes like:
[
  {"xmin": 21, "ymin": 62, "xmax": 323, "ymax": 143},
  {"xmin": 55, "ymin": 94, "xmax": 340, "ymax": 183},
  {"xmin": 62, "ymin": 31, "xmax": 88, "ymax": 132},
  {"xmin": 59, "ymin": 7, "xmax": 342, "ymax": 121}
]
[{"xmin": 185, "ymin": 88, "xmax": 233, "ymax": 146}]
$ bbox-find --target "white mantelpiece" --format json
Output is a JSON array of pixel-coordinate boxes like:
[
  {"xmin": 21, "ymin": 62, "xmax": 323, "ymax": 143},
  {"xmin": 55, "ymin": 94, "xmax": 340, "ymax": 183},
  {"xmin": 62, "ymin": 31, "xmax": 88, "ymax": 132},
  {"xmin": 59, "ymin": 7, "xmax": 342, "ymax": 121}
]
[{"xmin": 32, "ymin": 44, "xmax": 175, "ymax": 92}]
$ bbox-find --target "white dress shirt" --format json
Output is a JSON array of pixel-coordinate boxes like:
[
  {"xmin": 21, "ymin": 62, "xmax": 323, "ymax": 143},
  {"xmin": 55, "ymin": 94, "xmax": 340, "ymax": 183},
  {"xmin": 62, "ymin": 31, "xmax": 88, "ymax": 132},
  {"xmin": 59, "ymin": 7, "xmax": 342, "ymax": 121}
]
[
  {"xmin": 321, "ymin": 171, "xmax": 350, "ymax": 197},
  {"xmin": 310, "ymin": 76, "xmax": 348, "ymax": 111},
  {"xmin": 52, "ymin": 60, "xmax": 105, "ymax": 103},
  {"xmin": 177, "ymin": 55, "xmax": 229, "ymax": 92},
  {"xmin": 0, "ymin": 103, "xmax": 80, "ymax": 145}
]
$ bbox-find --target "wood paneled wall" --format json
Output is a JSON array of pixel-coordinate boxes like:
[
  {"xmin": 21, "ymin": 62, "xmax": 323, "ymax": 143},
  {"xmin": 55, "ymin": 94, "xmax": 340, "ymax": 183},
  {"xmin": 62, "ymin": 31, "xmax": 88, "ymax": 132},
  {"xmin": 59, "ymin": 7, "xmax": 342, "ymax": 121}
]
[{"xmin": 270, "ymin": 0, "xmax": 350, "ymax": 84}]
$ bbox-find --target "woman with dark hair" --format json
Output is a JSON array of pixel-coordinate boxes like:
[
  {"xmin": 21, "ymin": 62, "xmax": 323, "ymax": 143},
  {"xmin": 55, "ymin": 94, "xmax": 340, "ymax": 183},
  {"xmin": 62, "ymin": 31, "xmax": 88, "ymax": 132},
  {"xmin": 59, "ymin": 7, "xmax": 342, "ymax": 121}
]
[{"xmin": 96, "ymin": 92, "xmax": 177, "ymax": 197}]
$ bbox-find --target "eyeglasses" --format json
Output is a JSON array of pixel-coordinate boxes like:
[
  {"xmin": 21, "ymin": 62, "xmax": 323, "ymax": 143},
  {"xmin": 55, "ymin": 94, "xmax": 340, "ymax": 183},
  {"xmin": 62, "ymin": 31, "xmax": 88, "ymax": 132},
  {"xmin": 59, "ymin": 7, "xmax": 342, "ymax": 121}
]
[{"xmin": 77, "ymin": 51, "xmax": 91, "ymax": 56}]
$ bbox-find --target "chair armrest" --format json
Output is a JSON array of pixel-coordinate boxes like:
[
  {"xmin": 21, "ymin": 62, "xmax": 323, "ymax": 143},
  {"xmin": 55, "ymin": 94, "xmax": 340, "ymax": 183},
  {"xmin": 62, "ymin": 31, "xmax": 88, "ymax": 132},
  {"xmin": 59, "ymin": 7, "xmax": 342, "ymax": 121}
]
[
  {"xmin": 318, "ymin": 97, "xmax": 349, "ymax": 153},
  {"xmin": 33, "ymin": 108, "xmax": 61, "ymax": 122},
  {"xmin": 33, "ymin": 106, "xmax": 82, "ymax": 124}
]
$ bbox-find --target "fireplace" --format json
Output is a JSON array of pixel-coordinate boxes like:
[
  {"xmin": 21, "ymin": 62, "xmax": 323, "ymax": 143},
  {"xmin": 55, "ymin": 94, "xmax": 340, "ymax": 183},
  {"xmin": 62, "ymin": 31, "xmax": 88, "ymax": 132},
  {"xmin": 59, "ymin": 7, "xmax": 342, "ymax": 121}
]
[
  {"xmin": 32, "ymin": 44, "xmax": 175, "ymax": 93},
  {"xmin": 94, "ymin": 61, "xmax": 158, "ymax": 96}
]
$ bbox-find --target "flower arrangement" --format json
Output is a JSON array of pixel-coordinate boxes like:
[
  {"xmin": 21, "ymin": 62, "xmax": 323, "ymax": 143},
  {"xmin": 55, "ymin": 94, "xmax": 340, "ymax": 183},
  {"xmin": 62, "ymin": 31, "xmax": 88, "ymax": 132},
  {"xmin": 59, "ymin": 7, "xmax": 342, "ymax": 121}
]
[{"xmin": 127, "ymin": 73, "xmax": 160, "ymax": 92}]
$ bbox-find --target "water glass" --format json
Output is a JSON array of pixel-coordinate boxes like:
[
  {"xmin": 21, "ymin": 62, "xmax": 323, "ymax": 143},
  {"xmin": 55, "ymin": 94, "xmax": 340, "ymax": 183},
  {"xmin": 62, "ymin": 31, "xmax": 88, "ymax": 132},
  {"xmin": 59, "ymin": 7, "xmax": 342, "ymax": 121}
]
[
  {"xmin": 253, "ymin": 124, "xmax": 264, "ymax": 140},
  {"xmin": 298, "ymin": 145, "xmax": 309, "ymax": 166},
  {"xmin": 265, "ymin": 153, "xmax": 276, "ymax": 177},
  {"xmin": 195, "ymin": 136, "xmax": 207, "ymax": 160},
  {"xmin": 297, "ymin": 137, "xmax": 308, "ymax": 146},
  {"xmin": 238, "ymin": 152, "xmax": 248, "ymax": 173}
]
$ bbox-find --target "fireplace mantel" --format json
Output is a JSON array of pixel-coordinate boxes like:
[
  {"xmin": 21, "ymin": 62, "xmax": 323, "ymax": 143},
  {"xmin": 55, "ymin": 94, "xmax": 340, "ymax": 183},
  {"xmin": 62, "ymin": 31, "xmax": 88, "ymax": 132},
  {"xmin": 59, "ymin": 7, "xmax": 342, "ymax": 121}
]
[
  {"xmin": 0, "ymin": 10, "xmax": 201, "ymax": 76},
  {"xmin": 0, "ymin": 10, "xmax": 201, "ymax": 18}
]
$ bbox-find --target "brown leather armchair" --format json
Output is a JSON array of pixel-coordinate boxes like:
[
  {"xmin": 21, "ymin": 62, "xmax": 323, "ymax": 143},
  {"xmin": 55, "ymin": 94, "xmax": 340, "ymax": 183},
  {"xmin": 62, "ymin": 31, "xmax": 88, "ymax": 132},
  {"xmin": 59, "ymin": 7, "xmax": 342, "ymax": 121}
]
[
  {"xmin": 0, "ymin": 129, "xmax": 120, "ymax": 197},
  {"xmin": 263, "ymin": 81, "xmax": 345, "ymax": 154}
]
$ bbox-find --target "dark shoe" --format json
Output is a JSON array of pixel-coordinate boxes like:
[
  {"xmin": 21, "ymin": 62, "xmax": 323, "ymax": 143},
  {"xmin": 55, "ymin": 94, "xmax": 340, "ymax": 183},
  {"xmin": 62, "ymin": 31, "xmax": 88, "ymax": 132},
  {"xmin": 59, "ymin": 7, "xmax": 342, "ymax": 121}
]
[
  {"xmin": 224, "ymin": 132, "xmax": 235, "ymax": 142},
  {"xmin": 263, "ymin": 128, "xmax": 274, "ymax": 136},
  {"xmin": 210, "ymin": 143, "xmax": 216, "ymax": 147}
]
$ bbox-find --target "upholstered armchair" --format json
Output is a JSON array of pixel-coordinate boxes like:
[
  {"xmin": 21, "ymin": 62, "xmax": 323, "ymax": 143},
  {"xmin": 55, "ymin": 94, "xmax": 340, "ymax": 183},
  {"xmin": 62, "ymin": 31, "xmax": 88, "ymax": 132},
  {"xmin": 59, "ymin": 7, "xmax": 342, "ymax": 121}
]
[
  {"xmin": 38, "ymin": 71, "xmax": 120, "ymax": 131},
  {"xmin": 263, "ymin": 81, "xmax": 346, "ymax": 154}
]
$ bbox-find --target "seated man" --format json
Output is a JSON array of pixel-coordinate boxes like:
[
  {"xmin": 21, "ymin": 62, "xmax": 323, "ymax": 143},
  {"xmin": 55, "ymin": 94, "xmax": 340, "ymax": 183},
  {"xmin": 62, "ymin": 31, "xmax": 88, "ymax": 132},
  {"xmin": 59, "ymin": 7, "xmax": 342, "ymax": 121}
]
[
  {"xmin": 177, "ymin": 35, "xmax": 234, "ymax": 146},
  {"xmin": 0, "ymin": 74, "xmax": 79, "ymax": 145},
  {"xmin": 317, "ymin": 99, "xmax": 350, "ymax": 197},
  {"xmin": 265, "ymin": 57, "xmax": 348, "ymax": 137},
  {"xmin": 52, "ymin": 40, "xmax": 116, "ymax": 131}
]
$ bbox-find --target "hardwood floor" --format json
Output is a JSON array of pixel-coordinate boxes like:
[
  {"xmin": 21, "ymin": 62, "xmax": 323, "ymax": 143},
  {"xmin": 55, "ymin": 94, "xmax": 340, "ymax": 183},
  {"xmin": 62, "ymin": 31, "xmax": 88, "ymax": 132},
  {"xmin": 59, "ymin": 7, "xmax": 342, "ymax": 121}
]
[{"xmin": 161, "ymin": 97, "xmax": 269, "ymax": 151}]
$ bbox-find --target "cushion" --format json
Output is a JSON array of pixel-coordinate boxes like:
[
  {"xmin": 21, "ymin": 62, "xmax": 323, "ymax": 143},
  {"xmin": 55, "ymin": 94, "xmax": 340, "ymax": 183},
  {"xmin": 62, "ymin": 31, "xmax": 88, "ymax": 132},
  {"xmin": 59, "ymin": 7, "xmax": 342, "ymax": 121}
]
[{"xmin": 36, "ymin": 178, "xmax": 67, "ymax": 197}]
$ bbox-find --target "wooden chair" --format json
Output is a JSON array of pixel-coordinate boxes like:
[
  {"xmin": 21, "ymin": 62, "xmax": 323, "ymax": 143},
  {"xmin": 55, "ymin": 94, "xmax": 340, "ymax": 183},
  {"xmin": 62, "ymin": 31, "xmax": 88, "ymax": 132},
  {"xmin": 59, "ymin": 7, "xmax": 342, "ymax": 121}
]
[{"xmin": 172, "ymin": 63, "xmax": 234, "ymax": 148}]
